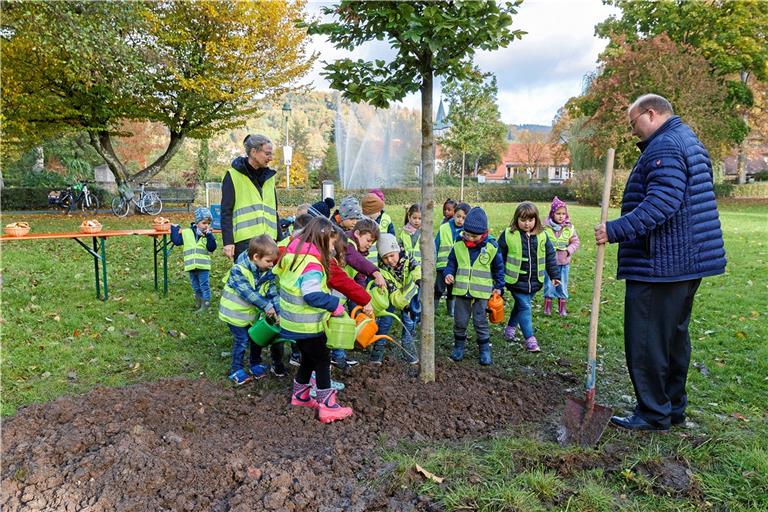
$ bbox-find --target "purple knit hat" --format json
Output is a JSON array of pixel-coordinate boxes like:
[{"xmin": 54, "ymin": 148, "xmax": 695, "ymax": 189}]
[
  {"xmin": 370, "ymin": 188, "xmax": 386, "ymax": 203},
  {"xmin": 548, "ymin": 196, "xmax": 570, "ymax": 224}
]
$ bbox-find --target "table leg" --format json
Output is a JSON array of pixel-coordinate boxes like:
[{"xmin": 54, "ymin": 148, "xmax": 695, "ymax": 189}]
[
  {"xmin": 153, "ymin": 237, "xmax": 159, "ymax": 291},
  {"xmin": 100, "ymin": 237, "xmax": 108, "ymax": 301},
  {"xmin": 163, "ymin": 234, "xmax": 169, "ymax": 296},
  {"xmin": 92, "ymin": 236, "xmax": 101, "ymax": 299}
]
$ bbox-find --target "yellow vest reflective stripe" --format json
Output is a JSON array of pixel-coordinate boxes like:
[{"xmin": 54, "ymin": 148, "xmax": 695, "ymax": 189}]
[
  {"xmin": 504, "ymin": 228, "xmax": 546, "ymax": 284},
  {"xmin": 228, "ymin": 169, "xmax": 278, "ymax": 242},
  {"xmin": 543, "ymin": 225, "xmax": 573, "ymax": 251},
  {"xmin": 218, "ymin": 264, "xmax": 258, "ymax": 327},
  {"xmin": 398, "ymin": 230, "xmax": 421, "ymax": 263},
  {"xmin": 452, "ymin": 242, "xmax": 498, "ymax": 299},
  {"xmin": 344, "ymin": 239, "xmax": 359, "ymax": 279},
  {"xmin": 379, "ymin": 212, "xmax": 392, "ymax": 233},
  {"xmin": 436, "ymin": 222, "xmax": 457, "ymax": 269},
  {"xmin": 276, "ymin": 252, "xmax": 330, "ymax": 335},
  {"xmin": 181, "ymin": 228, "xmax": 211, "ymax": 271}
]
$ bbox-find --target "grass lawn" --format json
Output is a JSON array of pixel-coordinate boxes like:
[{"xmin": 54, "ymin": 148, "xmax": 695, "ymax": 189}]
[{"xmin": 2, "ymin": 200, "xmax": 767, "ymax": 510}]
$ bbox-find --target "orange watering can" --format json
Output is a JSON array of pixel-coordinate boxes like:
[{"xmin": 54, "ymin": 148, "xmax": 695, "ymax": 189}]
[
  {"xmin": 488, "ymin": 291, "xmax": 505, "ymax": 324},
  {"xmin": 350, "ymin": 305, "xmax": 393, "ymax": 349}
]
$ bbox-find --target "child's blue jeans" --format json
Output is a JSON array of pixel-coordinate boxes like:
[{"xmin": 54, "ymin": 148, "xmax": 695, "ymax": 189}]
[
  {"xmin": 228, "ymin": 324, "xmax": 257, "ymax": 375},
  {"xmin": 543, "ymin": 264, "xmax": 570, "ymax": 299},
  {"xmin": 508, "ymin": 291, "xmax": 535, "ymax": 339},
  {"xmin": 189, "ymin": 269, "xmax": 211, "ymax": 301}
]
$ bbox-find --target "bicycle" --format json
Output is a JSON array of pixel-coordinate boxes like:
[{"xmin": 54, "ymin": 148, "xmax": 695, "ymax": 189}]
[
  {"xmin": 111, "ymin": 183, "xmax": 163, "ymax": 217},
  {"xmin": 48, "ymin": 180, "xmax": 100, "ymax": 213}
]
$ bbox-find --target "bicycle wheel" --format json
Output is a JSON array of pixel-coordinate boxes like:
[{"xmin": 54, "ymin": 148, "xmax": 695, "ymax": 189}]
[
  {"xmin": 59, "ymin": 193, "xmax": 72, "ymax": 212},
  {"xmin": 81, "ymin": 191, "xmax": 100, "ymax": 213},
  {"xmin": 143, "ymin": 193, "xmax": 163, "ymax": 215},
  {"xmin": 111, "ymin": 196, "xmax": 129, "ymax": 217}
]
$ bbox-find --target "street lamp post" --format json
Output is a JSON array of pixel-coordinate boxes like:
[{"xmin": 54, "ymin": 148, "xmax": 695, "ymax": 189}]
[{"xmin": 282, "ymin": 102, "xmax": 292, "ymax": 189}]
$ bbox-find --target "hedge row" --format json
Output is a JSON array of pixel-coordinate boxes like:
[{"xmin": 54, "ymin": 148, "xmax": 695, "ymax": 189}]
[
  {"xmin": 1, "ymin": 186, "xmax": 112, "ymax": 210},
  {"xmin": 713, "ymin": 182, "xmax": 768, "ymax": 198},
  {"xmin": 277, "ymin": 184, "xmax": 575, "ymax": 208}
]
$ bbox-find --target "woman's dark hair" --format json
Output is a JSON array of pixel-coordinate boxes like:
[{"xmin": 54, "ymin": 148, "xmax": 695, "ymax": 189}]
[
  {"xmin": 404, "ymin": 203, "xmax": 421, "ymax": 226},
  {"xmin": 288, "ymin": 217, "xmax": 337, "ymax": 274},
  {"xmin": 511, "ymin": 201, "xmax": 543, "ymax": 234}
]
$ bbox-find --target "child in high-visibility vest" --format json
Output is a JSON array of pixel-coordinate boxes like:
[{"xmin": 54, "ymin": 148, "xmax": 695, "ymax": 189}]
[
  {"xmin": 498, "ymin": 202, "xmax": 561, "ymax": 353},
  {"xmin": 442, "ymin": 198, "xmax": 457, "ymax": 224},
  {"xmin": 444, "ymin": 207, "xmax": 505, "ymax": 366},
  {"xmin": 219, "ymin": 235, "xmax": 281, "ymax": 385},
  {"xmin": 170, "ymin": 207, "xmax": 217, "ymax": 311},
  {"xmin": 276, "ymin": 217, "xmax": 353, "ymax": 423},
  {"xmin": 399, "ymin": 203, "xmax": 422, "ymax": 264},
  {"xmin": 435, "ymin": 202, "xmax": 470, "ymax": 317},
  {"xmin": 370, "ymin": 233, "xmax": 421, "ymax": 365},
  {"xmin": 542, "ymin": 196, "xmax": 580, "ymax": 317},
  {"xmin": 362, "ymin": 190, "xmax": 395, "ymax": 266}
]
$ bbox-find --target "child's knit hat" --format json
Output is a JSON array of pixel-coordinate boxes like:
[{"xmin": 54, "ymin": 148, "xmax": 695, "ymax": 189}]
[
  {"xmin": 195, "ymin": 207, "xmax": 212, "ymax": 223},
  {"xmin": 463, "ymin": 207, "xmax": 488, "ymax": 234},
  {"xmin": 377, "ymin": 233, "xmax": 400, "ymax": 257},
  {"xmin": 362, "ymin": 193, "xmax": 385, "ymax": 216},
  {"xmin": 308, "ymin": 197, "xmax": 335, "ymax": 219},
  {"xmin": 548, "ymin": 196, "xmax": 570, "ymax": 224},
  {"xmin": 370, "ymin": 188, "xmax": 386, "ymax": 203},
  {"xmin": 339, "ymin": 196, "xmax": 364, "ymax": 221}
]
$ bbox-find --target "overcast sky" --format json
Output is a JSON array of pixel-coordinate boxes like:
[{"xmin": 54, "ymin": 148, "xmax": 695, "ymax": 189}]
[{"xmin": 302, "ymin": 0, "xmax": 619, "ymax": 126}]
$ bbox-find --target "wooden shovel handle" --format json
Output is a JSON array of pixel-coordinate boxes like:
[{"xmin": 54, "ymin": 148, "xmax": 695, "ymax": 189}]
[{"xmin": 586, "ymin": 149, "xmax": 615, "ymax": 392}]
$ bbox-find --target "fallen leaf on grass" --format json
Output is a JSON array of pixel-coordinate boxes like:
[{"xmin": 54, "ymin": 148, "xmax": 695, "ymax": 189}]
[
  {"xmin": 731, "ymin": 412, "xmax": 749, "ymax": 422},
  {"xmin": 123, "ymin": 329, "xmax": 140, "ymax": 338},
  {"xmin": 735, "ymin": 331, "xmax": 747, "ymax": 339},
  {"xmin": 415, "ymin": 464, "xmax": 444, "ymax": 484}
]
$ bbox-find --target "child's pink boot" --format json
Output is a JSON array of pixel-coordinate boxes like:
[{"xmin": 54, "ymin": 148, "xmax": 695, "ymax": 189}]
[
  {"xmin": 543, "ymin": 298, "xmax": 553, "ymax": 315},
  {"xmin": 315, "ymin": 388, "xmax": 353, "ymax": 423},
  {"xmin": 558, "ymin": 299, "xmax": 568, "ymax": 317},
  {"xmin": 290, "ymin": 380, "xmax": 318, "ymax": 409}
]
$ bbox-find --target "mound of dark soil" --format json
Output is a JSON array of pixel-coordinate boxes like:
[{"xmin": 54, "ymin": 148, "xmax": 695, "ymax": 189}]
[{"xmin": 2, "ymin": 362, "xmax": 565, "ymax": 511}]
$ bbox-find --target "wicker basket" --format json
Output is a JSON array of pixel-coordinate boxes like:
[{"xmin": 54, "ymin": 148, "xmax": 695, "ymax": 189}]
[
  {"xmin": 152, "ymin": 222, "xmax": 170, "ymax": 232},
  {"xmin": 80, "ymin": 225, "xmax": 103, "ymax": 234},
  {"xmin": 4, "ymin": 226, "xmax": 30, "ymax": 237}
]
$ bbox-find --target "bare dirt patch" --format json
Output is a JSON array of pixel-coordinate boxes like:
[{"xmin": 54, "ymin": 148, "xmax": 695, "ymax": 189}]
[{"xmin": 2, "ymin": 361, "xmax": 566, "ymax": 511}]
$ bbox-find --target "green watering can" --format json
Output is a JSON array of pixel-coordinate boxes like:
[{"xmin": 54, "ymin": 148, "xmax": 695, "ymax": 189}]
[
  {"xmin": 248, "ymin": 315, "xmax": 281, "ymax": 347},
  {"xmin": 325, "ymin": 313, "xmax": 357, "ymax": 350},
  {"xmin": 366, "ymin": 281, "xmax": 390, "ymax": 313}
]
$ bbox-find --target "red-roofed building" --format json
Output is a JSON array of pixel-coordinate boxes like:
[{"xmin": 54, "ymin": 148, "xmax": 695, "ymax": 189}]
[{"xmin": 482, "ymin": 143, "xmax": 571, "ymax": 183}]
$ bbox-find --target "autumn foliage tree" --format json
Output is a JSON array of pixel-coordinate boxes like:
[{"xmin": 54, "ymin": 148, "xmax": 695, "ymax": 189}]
[
  {"xmin": 572, "ymin": 34, "xmax": 735, "ymax": 169},
  {"xmin": 1, "ymin": 1, "xmax": 314, "ymax": 188}
]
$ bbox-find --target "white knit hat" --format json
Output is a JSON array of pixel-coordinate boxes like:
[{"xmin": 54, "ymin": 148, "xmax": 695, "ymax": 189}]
[{"xmin": 377, "ymin": 233, "xmax": 400, "ymax": 257}]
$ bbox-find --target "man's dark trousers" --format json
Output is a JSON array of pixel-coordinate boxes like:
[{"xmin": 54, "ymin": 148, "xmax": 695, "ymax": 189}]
[{"xmin": 624, "ymin": 278, "xmax": 701, "ymax": 428}]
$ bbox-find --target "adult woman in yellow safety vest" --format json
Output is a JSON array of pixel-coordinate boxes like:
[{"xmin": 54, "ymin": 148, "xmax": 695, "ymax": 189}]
[{"xmin": 221, "ymin": 134, "xmax": 284, "ymax": 260}]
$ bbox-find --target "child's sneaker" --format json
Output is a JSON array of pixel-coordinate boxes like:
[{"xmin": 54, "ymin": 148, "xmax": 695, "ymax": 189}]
[
  {"xmin": 270, "ymin": 365, "xmax": 288, "ymax": 378},
  {"xmin": 369, "ymin": 347, "xmax": 385, "ymax": 365},
  {"xmin": 504, "ymin": 325, "xmax": 517, "ymax": 341},
  {"xmin": 249, "ymin": 363, "xmax": 269, "ymax": 380},
  {"xmin": 524, "ymin": 336, "xmax": 540, "ymax": 353},
  {"xmin": 229, "ymin": 369, "xmax": 253, "ymax": 386},
  {"xmin": 289, "ymin": 352, "xmax": 301, "ymax": 367},
  {"xmin": 309, "ymin": 371, "xmax": 345, "ymax": 398}
]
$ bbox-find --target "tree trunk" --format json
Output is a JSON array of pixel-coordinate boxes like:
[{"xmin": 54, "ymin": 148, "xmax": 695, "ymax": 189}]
[
  {"xmin": 460, "ymin": 150, "xmax": 466, "ymax": 201},
  {"xmin": 131, "ymin": 131, "xmax": 186, "ymax": 185},
  {"xmin": 419, "ymin": 69, "xmax": 436, "ymax": 384},
  {"xmin": 88, "ymin": 130, "xmax": 130, "ymax": 185},
  {"xmin": 737, "ymin": 71, "xmax": 751, "ymax": 185}
]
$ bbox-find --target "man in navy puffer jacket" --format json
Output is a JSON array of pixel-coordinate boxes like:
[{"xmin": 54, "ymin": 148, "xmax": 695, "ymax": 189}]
[{"xmin": 595, "ymin": 94, "xmax": 726, "ymax": 432}]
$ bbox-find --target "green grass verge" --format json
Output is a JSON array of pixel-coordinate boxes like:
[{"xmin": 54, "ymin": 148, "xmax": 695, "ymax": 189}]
[{"xmin": 1, "ymin": 202, "xmax": 767, "ymax": 510}]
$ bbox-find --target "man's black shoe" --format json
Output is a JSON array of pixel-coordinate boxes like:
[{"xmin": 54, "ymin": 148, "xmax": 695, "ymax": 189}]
[
  {"xmin": 610, "ymin": 414, "xmax": 669, "ymax": 433},
  {"xmin": 671, "ymin": 415, "xmax": 686, "ymax": 426}
]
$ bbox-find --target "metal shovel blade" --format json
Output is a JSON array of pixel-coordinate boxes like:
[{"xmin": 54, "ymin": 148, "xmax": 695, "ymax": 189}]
[{"xmin": 557, "ymin": 397, "xmax": 613, "ymax": 448}]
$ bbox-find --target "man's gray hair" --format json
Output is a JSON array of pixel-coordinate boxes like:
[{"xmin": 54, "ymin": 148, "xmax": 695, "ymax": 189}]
[
  {"xmin": 629, "ymin": 94, "xmax": 674, "ymax": 115},
  {"xmin": 243, "ymin": 134, "xmax": 271, "ymax": 155}
]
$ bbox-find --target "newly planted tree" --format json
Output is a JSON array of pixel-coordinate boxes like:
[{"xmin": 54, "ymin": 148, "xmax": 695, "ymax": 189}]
[{"xmin": 307, "ymin": 1, "xmax": 524, "ymax": 382}]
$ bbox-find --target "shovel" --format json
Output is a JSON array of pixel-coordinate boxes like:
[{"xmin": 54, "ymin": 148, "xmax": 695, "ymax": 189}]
[{"xmin": 558, "ymin": 148, "xmax": 615, "ymax": 448}]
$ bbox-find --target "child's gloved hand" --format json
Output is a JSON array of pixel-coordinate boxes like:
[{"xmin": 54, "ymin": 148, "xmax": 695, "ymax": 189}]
[
  {"xmin": 445, "ymin": 274, "xmax": 455, "ymax": 285},
  {"xmin": 332, "ymin": 303, "xmax": 345, "ymax": 317}
]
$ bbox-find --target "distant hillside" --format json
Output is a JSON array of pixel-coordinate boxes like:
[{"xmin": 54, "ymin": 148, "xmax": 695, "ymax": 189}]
[{"xmin": 505, "ymin": 124, "xmax": 551, "ymax": 142}]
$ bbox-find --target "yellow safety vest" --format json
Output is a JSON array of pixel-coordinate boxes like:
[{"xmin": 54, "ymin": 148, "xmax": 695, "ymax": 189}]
[
  {"xmin": 366, "ymin": 211, "xmax": 394, "ymax": 265},
  {"xmin": 218, "ymin": 263, "xmax": 258, "ymax": 327},
  {"xmin": 228, "ymin": 169, "xmax": 278, "ymax": 243},
  {"xmin": 276, "ymin": 252, "xmax": 331, "ymax": 335},
  {"xmin": 398, "ymin": 230, "xmax": 421, "ymax": 264},
  {"xmin": 380, "ymin": 259, "xmax": 421, "ymax": 307},
  {"xmin": 181, "ymin": 228, "xmax": 211, "ymax": 271},
  {"xmin": 436, "ymin": 222, "xmax": 457, "ymax": 270},
  {"xmin": 452, "ymin": 242, "xmax": 498, "ymax": 299},
  {"xmin": 503, "ymin": 228, "xmax": 546, "ymax": 285},
  {"xmin": 543, "ymin": 225, "xmax": 574, "ymax": 251}
]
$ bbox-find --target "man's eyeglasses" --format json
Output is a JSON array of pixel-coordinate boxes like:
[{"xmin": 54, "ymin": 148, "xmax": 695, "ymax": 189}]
[{"xmin": 630, "ymin": 109, "xmax": 650, "ymax": 129}]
